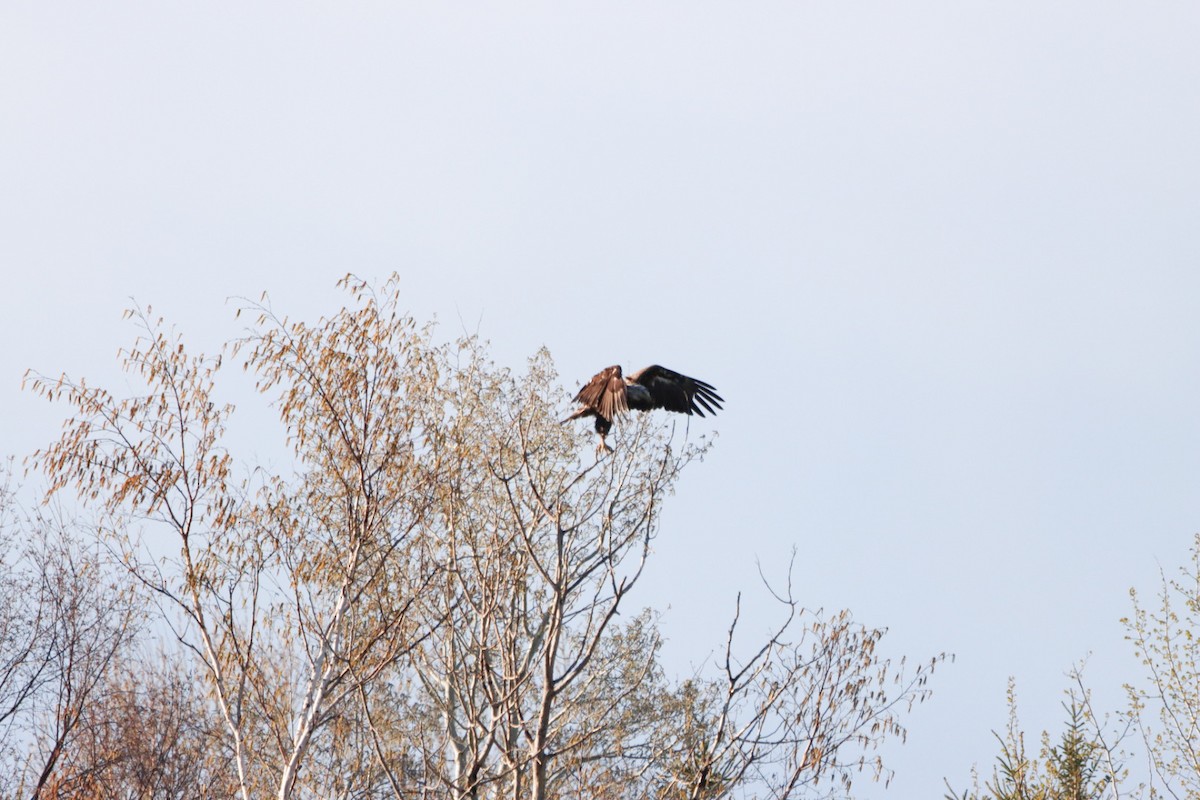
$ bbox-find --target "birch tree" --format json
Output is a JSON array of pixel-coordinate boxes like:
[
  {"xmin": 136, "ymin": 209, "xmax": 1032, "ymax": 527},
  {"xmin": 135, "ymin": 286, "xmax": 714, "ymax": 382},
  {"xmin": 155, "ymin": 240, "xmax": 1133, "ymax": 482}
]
[
  {"xmin": 25, "ymin": 274, "xmax": 944, "ymax": 799},
  {"xmin": 29, "ymin": 277, "xmax": 445, "ymax": 799}
]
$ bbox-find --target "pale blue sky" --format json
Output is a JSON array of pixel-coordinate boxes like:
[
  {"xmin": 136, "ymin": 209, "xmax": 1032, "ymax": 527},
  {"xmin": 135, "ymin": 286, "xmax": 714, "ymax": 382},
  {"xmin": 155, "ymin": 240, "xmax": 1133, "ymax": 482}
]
[{"xmin": 4, "ymin": 3, "xmax": 1200, "ymax": 796}]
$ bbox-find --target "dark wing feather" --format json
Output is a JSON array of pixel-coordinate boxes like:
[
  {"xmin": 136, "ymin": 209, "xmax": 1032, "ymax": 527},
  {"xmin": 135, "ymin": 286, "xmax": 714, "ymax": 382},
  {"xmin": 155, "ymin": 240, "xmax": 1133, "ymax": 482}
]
[
  {"xmin": 572, "ymin": 365, "xmax": 629, "ymax": 422},
  {"xmin": 627, "ymin": 365, "xmax": 724, "ymax": 417}
]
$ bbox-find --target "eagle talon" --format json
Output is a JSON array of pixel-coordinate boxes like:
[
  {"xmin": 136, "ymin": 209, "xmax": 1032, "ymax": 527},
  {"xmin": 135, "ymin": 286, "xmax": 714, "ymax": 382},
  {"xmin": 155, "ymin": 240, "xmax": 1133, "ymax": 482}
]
[{"xmin": 563, "ymin": 364, "xmax": 723, "ymax": 454}]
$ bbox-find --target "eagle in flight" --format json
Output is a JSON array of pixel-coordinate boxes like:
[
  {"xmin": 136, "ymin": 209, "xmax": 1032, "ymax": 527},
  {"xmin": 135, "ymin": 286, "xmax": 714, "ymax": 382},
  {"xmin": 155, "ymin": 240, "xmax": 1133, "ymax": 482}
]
[{"xmin": 563, "ymin": 364, "xmax": 723, "ymax": 453}]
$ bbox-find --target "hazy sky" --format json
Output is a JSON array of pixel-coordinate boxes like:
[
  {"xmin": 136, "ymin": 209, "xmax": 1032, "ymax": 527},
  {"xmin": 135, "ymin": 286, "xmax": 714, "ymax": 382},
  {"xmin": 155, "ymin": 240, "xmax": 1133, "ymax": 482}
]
[{"xmin": 4, "ymin": 4, "xmax": 1200, "ymax": 796}]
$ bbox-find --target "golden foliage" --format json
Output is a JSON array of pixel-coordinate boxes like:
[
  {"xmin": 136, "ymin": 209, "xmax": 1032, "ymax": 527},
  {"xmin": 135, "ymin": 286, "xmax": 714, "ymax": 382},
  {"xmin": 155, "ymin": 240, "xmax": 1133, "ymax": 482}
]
[{"xmin": 14, "ymin": 274, "xmax": 942, "ymax": 800}]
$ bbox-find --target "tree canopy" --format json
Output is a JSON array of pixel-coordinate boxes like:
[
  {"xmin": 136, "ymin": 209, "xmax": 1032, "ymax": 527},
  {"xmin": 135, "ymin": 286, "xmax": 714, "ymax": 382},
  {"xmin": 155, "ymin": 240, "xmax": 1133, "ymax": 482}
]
[{"xmin": 7, "ymin": 275, "xmax": 944, "ymax": 800}]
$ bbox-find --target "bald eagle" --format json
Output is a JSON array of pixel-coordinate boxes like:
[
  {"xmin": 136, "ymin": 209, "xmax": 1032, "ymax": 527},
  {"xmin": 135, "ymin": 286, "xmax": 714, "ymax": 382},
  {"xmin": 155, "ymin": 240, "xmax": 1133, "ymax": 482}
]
[{"xmin": 563, "ymin": 364, "xmax": 723, "ymax": 453}]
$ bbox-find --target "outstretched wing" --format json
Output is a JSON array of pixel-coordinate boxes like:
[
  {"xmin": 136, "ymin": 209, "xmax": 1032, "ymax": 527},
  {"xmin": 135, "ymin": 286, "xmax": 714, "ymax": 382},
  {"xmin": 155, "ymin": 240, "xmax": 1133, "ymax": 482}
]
[
  {"xmin": 571, "ymin": 365, "xmax": 629, "ymax": 423},
  {"xmin": 627, "ymin": 365, "xmax": 723, "ymax": 417}
]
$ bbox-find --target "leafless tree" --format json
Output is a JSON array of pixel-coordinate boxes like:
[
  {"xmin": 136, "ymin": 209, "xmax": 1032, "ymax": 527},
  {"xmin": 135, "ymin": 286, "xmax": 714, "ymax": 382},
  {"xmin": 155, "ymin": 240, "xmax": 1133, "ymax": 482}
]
[
  {"xmin": 647, "ymin": 556, "xmax": 945, "ymax": 800},
  {"xmin": 0, "ymin": 483, "xmax": 141, "ymax": 800}
]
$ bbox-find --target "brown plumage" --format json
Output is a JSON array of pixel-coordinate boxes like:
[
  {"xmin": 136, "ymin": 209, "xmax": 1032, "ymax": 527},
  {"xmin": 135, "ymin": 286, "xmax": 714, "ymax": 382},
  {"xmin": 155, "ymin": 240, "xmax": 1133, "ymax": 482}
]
[{"xmin": 563, "ymin": 364, "xmax": 723, "ymax": 453}]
